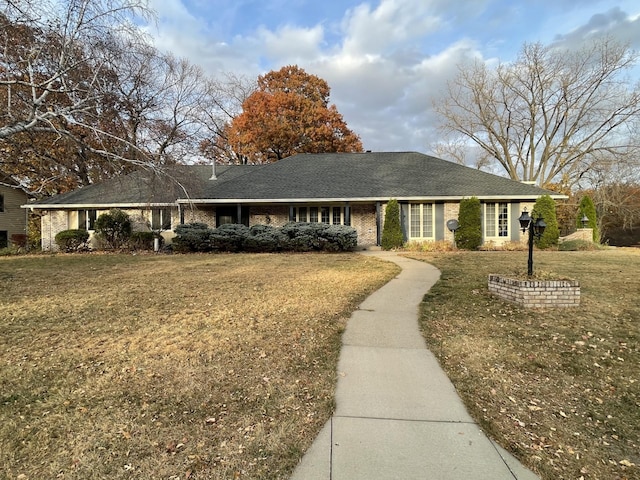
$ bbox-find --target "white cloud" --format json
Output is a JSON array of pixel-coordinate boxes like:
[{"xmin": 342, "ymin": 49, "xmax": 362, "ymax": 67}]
[
  {"xmin": 139, "ymin": 0, "xmax": 640, "ymax": 154},
  {"xmin": 258, "ymin": 24, "xmax": 325, "ymax": 63},
  {"xmin": 340, "ymin": 0, "xmax": 442, "ymax": 56}
]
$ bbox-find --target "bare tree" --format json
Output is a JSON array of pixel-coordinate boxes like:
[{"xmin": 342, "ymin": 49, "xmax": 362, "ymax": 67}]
[
  {"xmin": 198, "ymin": 72, "xmax": 256, "ymax": 164},
  {"xmin": 434, "ymin": 37, "xmax": 640, "ymax": 188},
  {"xmin": 0, "ymin": 0, "xmax": 153, "ymax": 146}
]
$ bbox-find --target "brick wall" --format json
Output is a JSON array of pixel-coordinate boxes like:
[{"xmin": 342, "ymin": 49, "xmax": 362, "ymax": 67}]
[
  {"xmin": 488, "ymin": 275, "xmax": 580, "ymax": 308},
  {"xmin": 443, "ymin": 202, "xmax": 460, "ymax": 243},
  {"xmin": 351, "ymin": 204, "xmax": 377, "ymax": 246}
]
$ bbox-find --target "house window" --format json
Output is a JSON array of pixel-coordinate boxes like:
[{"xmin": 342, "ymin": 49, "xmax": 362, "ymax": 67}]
[
  {"xmin": 293, "ymin": 206, "xmax": 348, "ymax": 225},
  {"xmin": 0, "ymin": 231, "xmax": 7, "ymax": 249},
  {"xmin": 151, "ymin": 208, "xmax": 171, "ymax": 230},
  {"xmin": 485, "ymin": 202, "xmax": 509, "ymax": 238},
  {"xmin": 78, "ymin": 209, "xmax": 97, "ymax": 230},
  {"xmin": 0, "ymin": 194, "xmax": 4, "ymax": 212},
  {"xmin": 409, "ymin": 203, "xmax": 434, "ymax": 239},
  {"xmin": 321, "ymin": 207, "xmax": 330, "ymax": 224},
  {"xmin": 309, "ymin": 207, "xmax": 318, "ymax": 222}
]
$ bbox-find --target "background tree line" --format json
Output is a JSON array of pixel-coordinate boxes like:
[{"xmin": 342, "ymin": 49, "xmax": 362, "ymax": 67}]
[{"xmin": 0, "ymin": 0, "xmax": 361, "ymax": 196}]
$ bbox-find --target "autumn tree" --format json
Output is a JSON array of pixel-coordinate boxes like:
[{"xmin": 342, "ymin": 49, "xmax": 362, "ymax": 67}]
[
  {"xmin": 228, "ymin": 65, "xmax": 362, "ymax": 163},
  {"xmin": 434, "ymin": 37, "xmax": 640, "ymax": 188}
]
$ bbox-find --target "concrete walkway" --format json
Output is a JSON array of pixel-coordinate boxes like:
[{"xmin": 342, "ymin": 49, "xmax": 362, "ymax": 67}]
[{"xmin": 290, "ymin": 251, "xmax": 540, "ymax": 480}]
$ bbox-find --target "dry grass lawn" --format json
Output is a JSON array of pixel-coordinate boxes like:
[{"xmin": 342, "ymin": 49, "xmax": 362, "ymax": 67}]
[
  {"xmin": 0, "ymin": 252, "xmax": 399, "ymax": 479},
  {"xmin": 408, "ymin": 249, "xmax": 639, "ymax": 480}
]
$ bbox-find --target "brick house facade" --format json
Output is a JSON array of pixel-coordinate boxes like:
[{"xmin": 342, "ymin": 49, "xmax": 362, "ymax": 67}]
[{"xmin": 27, "ymin": 152, "xmax": 563, "ymax": 251}]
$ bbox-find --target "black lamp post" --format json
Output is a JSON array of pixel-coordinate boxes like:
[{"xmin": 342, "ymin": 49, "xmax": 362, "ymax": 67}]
[{"xmin": 519, "ymin": 208, "xmax": 547, "ymax": 276}]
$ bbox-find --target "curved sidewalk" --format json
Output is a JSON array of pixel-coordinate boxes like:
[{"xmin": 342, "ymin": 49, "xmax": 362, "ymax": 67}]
[{"xmin": 290, "ymin": 251, "xmax": 539, "ymax": 480}]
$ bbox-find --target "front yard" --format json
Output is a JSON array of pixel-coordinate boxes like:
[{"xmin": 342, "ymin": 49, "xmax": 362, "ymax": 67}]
[{"xmin": 0, "ymin": 253, "xmax": 399, "ymax": 479}]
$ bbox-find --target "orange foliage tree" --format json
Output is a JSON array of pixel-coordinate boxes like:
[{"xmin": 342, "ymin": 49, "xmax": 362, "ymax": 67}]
[{"xmin": 228, "ymin": 66, "xmax": 363, "ymax": 163}]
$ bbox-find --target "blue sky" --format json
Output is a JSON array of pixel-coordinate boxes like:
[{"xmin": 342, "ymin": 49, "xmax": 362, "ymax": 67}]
[{"xmin": 142, "ymin": 0, "xmax": 640, "ymax": 154}]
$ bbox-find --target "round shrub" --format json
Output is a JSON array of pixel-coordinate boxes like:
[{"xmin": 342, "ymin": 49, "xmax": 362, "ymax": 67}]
[
  {"xmin": 210, "ymin": 224, "xmax": 251, "ymax": 252},
  {"xmin": 173, "ymin": 223, "xmax": 213, "ymax": 252},
  {"xmin": 94, "ymin": 209, "xmax": 132, "ymax": 249},
  {"xmin": 244, "ymin": 225, "xmax": 290, "ymax": 252},
  {"xmin": 280, "ymin": 222, "xmax": 358, "ymax": 252},
  {"xmin": 55, "ymin": 229, "xmax": 90, "ymax": 252}
]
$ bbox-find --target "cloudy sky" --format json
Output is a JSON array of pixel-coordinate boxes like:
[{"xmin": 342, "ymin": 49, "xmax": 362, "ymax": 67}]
[{"xmin": 142, "ymin": 0, "xmax": 640, "ymax": 154}]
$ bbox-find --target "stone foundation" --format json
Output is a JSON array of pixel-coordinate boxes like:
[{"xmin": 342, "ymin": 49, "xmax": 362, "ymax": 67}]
[{"xmin": 488, "ymin": 275, "xmax": 580, "ymax": 308}]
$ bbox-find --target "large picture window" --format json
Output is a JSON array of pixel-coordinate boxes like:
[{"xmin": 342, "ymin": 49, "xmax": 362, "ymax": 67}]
[
  {"xmin": 485, "ymin": 202, "xmax": 509, "ymax": 238},
  {"xmin": 409, "ymin": 203, "xmax": 434, "ymax": 239},
  {"xmin": 293, "ymin": 206, "xmax": 350, "ymax": 226}
]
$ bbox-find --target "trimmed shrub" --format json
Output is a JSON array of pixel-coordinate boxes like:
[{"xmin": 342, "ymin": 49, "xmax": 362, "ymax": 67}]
[
  {"xmin": 381, "ymin": 199, "xmax": 403, "ymax": 250},
  {"xmin": 577, "ymin": 195, "xmax": 599, "ymax": 242},
  {"xmin": 172, "ymin": 222, "xmax": 357, "ymax": 253},
  {"xmin": 129, "ymin": 231, "xmax": 155, "ymax": 250},
  {"xmin": 532, "ymin": 195, "xmax": 560, "ymax": 249},
  {"xmin": 244, "ymin": 225, "xmax": 289, "ymax": 252},
  {"xmin": 455, "ymin": 197, "xmax": 482, "ymax": 250},
  {"xmin": 55, "ymin": 229, "xmax": 90, "ymax": 252},
  {"xmin": 280, "ymin": 222, "xmax": 357, "ymax": 252},
  {"xmin": 94, "ymin": 209, "xmax": 132, "ymax": 249},
  {"xmin": 322, "ymin": 225, "xmax": 358, "ymax": 251},
  {"xmin": 210, "ymin": 224, "xmax": 251, "ymax": 252},
  {"xmin": 172, "ymin": 223, "xmax": 213, "ymax": 252}
]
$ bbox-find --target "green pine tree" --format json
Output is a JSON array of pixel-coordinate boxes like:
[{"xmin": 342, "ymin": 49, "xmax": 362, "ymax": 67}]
[
  {"xmin": 455, "ymin": 197, "xmax": 482, "ymax": 250},
  {"xmin": 381, "ymin": 199, "xmax": 404, "ymax": 250},
  {"xmin": 532, "ymin": 195, "xmax": 559, "ymax": 249},
  {"xmin": 577, "ymin": 195, "xmax": 599, "ymax": 243}
]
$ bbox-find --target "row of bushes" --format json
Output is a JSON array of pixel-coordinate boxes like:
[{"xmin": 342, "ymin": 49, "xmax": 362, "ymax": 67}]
[{"xmin": 173, "ymin": 222, "xmax": 357, "ymax": 253}]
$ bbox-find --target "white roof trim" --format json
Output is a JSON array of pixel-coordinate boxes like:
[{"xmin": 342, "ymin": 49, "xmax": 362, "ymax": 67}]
[
  {"xmin": 176, "ymin": 194, "xmax": 567, "ymax": 204},
  {"xmin": 22, "ymin": 203, "xmax": 176, "ymax": 209}
]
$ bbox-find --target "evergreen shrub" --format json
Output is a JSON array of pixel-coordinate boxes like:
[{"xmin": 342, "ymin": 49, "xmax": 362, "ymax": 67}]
[
  {"xmin": 172, "ymin": 223, "xmax": 213, "ymax": 252},
  {"xmin": 532, "ymin": 195, "xmax": 560, "ymax": 249},
  {"xmin": 210, "ymin": 224, "xmax": 251, "ymax": 252},
  {"xmin": 577, "ymin": 195, "xmax": 599, "ymax": 242},
  {"xmin": 455, "ymin": 197, "xmax": 482, "ymax": 250},
  {"xmin": 381, "ymin": 199, "xmax": 403, "ymax": 250},
  {"xmin": 94, "ymin": 209, "xmax": 132, "ymax": 249},
  {"xmin": 55, "ymin": 229, "xmax": 90, "ymax": 252}
]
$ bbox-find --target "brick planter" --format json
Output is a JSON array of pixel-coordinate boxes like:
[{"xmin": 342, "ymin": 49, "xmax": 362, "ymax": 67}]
[{"xmin": 488, "ymin": 275, "xmax": 580, "ymax": 308}]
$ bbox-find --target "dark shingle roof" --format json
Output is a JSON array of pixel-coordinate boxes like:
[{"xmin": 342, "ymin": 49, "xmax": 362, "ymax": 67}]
[
  {"xmin": 196, "ymin": 152, "xmax": 556, "ymax": 201},
  {"xmin": 27, "ymin": 165, "xmax": 247, "ymax": 206},
  {"xmin": 28, "ymin": 152, "xmax": 559, "ymax": 207}
]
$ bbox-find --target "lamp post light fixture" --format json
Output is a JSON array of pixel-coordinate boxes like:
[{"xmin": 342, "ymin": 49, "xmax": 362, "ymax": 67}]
[
  {"xmin": 519, "ymin": 208, "xmax": 547, "ymax": 276},
  {"xmin": 581, "ymin": 214, "xmax": 589, "ymax": 228}
]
